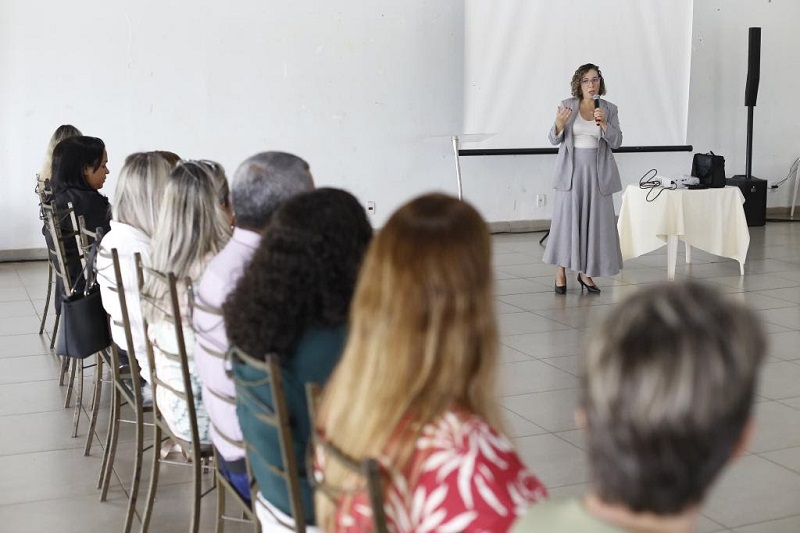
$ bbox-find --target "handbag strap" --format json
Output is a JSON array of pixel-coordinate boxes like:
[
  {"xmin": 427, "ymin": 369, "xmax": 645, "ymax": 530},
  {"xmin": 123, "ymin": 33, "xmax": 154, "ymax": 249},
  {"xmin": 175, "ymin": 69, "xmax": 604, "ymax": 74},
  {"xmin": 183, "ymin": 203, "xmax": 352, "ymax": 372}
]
[{"xmin": 70, "ymin": 239, "xmax": 102, "ymax": 296}]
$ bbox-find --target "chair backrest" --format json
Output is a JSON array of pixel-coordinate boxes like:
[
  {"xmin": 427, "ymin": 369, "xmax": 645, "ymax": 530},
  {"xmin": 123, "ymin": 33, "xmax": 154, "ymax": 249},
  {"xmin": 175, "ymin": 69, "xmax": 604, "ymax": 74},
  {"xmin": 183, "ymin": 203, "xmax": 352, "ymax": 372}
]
[
  {"xmin": 42, "ymin": 201, "xmax": 75, "ymax": 296},
  {"xmin": 305, "ymin": 384, "xmax": 388, "ymax": 533},
  {"xmin": 98, "ymin": 247, "xmax": 146, "ymax": 394},
  {"xmin": 189, "ymin": 296, "xmax": 260, "ymax": 511},
  {"xmin": 134, "ymin": 252, "xmax": 202, "ymax": 456},
  {"xmin": 229, "ymin": 345, "xmax": 307, "ymax": 532},
  {"xmin": 72, "ymin": 213, "xmax": 104, "ymax": 278}
]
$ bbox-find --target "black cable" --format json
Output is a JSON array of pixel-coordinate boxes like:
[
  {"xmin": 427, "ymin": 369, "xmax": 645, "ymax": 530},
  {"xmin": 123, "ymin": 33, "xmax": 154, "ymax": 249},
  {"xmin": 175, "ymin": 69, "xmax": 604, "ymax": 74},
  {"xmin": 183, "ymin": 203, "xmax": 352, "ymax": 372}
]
[{"xmin": 638, "ymin": 168, "xmax": 676, "ymax": 202}]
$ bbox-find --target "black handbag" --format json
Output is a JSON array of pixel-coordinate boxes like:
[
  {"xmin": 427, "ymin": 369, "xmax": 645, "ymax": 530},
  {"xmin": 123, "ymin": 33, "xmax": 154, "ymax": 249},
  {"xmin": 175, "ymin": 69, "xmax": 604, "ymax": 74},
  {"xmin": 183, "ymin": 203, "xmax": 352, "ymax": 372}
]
[
  {"xmin": 55, "ymin": 243, "xmax": 111, "ymax": 359},
  {"xmin": 691, "ymin": 152, "xmax": 726, "ymax": 188}
]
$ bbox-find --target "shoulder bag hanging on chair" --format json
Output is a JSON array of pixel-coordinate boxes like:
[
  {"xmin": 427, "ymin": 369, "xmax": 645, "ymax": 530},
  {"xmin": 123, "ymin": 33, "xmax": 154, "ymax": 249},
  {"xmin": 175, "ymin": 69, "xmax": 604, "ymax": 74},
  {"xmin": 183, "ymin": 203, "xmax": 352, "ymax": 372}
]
[
  {"xmin": 691, "ymin": 151, "xmax": 727, "ymax": 188},
  {"xmin": 55, "ymin": 242, "xmax": 112, "ymax": 359}
]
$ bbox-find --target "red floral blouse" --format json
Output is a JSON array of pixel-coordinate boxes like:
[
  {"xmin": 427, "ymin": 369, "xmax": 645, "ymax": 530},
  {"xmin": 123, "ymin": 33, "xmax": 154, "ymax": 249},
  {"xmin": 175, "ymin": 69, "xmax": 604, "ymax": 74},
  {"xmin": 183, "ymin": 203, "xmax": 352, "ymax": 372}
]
[{"xmin": 316, "ymin": 407, "xmax": 547, "ymax": 532}]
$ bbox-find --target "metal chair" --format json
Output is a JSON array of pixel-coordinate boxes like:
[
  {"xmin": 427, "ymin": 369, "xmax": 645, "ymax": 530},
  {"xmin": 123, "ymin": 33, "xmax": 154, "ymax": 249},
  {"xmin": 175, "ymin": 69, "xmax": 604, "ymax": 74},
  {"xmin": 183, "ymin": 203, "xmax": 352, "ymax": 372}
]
[
  {"xmin": 71, "ymin": 213, "xmax": 109, "ymax": 451},
  {"xmin": 189, "ymin": 296, "xmax": 260, "ymax": 533},
  {"xmin": 94, "ymin": 247, "xmax": 154, "ymax": 533},
  {"xmin": 305, "ymin": 384, "xmax": 388, "ymax": 533},
  {"xmin": 42, "ymin": 202, "xmax": 95, "ymax": 437},
  {"xmin": 135, "ymin": 253, "xmax": 214, "ymax": 533},
  {"xmin": 229, "ymin": 345, "xmax": 306, "ymax": 532},
  {"xmin": 35, "ymin": 180, "xmax": 56, "ymax": 336}
]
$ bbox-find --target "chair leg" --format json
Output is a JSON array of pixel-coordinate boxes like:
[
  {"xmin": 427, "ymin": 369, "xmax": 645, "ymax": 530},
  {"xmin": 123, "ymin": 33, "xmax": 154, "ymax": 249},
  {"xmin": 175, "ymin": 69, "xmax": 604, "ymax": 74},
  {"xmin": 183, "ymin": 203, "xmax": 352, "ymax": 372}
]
[
  {"xmin": 141, "ymin": 425, "xmax": 162, "ymax": 533},
  {"xmin": 191, "ymin": 446, "xmax": 202, "ymax": 533},
  {"xmin": 64, "ymin": 358, "xmax": 77, "ymax": 407},
  {"xmin": 84, "ymin": 352, "xmax": 104, "ymax": 455},
  {"xmin": 100, "ymin": 386, "xmax": 123, "ymax": 501},
  {"xmin": 98, "ymin": 382, "xmax": 118, "ymax": 492},
  {"xmin": 50, "ymin": 313, "xmax": 60, "ymax": 351},
  {"xmin": 72, "ymin": 359, "xmax": 84, "ymax": 438},
  {"xmin": 124, "ymin": 397, "xmax": 146, "ymax": 533},
  {"xmin": 215, "ymin": 467, "xmax": 225, "ymax": 533},
  {"xmin": 39, "ymin": 264, "xmax": 53, "ymax": 335},
  {"xmin": 59, "ymin": 355, "xmax": 69, "ymax": 386}
]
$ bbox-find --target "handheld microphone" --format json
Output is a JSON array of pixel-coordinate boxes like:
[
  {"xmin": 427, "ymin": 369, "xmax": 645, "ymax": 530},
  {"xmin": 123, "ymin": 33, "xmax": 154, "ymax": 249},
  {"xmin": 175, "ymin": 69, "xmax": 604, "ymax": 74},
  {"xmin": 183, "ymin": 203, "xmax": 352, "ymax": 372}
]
[{"xmin": 593, "ymin": 95, "xmax": 601, "ymax": 126}]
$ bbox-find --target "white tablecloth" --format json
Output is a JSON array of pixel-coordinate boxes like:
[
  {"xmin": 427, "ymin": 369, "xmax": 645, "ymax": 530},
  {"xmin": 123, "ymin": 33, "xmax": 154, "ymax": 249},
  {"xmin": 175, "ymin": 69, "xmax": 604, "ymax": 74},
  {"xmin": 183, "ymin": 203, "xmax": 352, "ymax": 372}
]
[{"xmin": 617, "ymin": 185, "xmax": 750, "ymax": 275}]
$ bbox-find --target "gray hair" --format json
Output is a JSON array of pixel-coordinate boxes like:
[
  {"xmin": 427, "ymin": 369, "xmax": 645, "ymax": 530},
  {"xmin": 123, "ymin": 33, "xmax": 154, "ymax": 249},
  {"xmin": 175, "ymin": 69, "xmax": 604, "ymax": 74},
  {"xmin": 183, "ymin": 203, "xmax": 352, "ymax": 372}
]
[
  {"xmin": 143, "ymin": 160, "xmax": 232, "ymax": 322},
  {"xmin": 231, "ymin": 151, "xmax": 314, "ymax": 230},
  {"xmin": 583, "ymin": 281, "xmax": 766, "ymax": 514},
  {"xmin": 112, "ymin": 152, "xmax": 171, "ymax": 237}
]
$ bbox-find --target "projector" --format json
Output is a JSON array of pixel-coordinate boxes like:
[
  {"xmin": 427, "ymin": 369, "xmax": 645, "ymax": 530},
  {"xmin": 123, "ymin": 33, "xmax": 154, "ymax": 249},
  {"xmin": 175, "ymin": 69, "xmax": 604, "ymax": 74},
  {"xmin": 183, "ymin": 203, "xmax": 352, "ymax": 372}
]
[{"xmin": 675, "ymin": 175, "xmax": 700, "ymax": 188}]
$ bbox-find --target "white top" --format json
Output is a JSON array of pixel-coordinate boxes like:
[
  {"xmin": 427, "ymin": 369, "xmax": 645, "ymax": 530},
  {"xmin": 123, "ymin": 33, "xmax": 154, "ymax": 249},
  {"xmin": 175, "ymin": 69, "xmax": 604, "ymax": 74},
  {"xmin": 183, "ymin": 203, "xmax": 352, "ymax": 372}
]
[
  {"xmin": 96, "ymin": 220, "xmax": 151, "ymax": 382},
  {"xmin": 573, "ymin": 113, "xmax": 600, "ymax": 148}
]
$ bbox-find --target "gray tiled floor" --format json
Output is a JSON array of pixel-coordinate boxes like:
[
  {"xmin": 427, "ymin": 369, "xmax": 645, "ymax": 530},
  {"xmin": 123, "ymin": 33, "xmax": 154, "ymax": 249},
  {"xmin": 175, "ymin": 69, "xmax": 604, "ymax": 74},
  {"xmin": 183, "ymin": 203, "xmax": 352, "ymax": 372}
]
[{"xmin": 1, "ymin": 221, "xmax": 799, "ymax": 531}]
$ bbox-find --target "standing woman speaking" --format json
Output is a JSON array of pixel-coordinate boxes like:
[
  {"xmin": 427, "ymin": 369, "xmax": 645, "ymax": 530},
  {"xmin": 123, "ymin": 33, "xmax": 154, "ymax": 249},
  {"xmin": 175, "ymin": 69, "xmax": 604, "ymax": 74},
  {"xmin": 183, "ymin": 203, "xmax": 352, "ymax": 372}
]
[{"xmin": 543, "ymin": 63, "xmax": 623, "ymax": 293}]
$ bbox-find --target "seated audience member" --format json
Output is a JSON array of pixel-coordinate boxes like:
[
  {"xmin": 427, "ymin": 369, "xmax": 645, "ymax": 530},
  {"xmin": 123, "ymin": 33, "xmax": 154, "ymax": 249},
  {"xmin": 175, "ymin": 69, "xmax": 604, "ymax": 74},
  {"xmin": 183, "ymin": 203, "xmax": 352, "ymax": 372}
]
[
  {"xmin": 223, "ymin": 188, "xmax": 372, "ymax": 529},
  {"xmin": 512, "ymin": 281, "xmax": 767, "ymax": 533},
  {"xmin": 37, "ymin": 124, "xmax": 82, "ymax": 187},
  {"xmin": 314, "ymin": 193, "xmax": 547, "ymax": 532},
  {"xmin": 142, "ymin": 160, "xmax": 231, "ymax": 444},
  {"xmin": 45, "ymin": 136, "xmax": 112, "ymax": 308},
  {"xmin": 96, "ymin": 152, "xmax": 171, "ymax": 388},
  {"xmin": 153, "ymin": 150, "xmax": 181, "ymax": 167},
  {"xmin": 193, "ymin": 151, "xmax": 314, "ymax": 503}
]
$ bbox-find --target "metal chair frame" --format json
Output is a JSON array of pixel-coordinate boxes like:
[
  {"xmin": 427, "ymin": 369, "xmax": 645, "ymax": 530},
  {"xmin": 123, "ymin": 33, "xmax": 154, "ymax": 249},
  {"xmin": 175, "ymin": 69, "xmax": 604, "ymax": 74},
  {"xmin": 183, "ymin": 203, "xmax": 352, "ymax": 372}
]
[
  {"xmin": 43, "ymin": 202, "xmax": 99, "ymax": 438},
  {"xmin": 229, "ymin": 345, "xmax": 306, "ymax": 532},
  {"xmin": 305, "ymin": 384, "xmax": 388, "ymax": 533},
  {"xmin": 189, "ymin": 295, "xmax": 260, "ymax": 533},
  {"xmin": 93, "ymin": 247, "xmax": 154, "ymax": 533},
  {"xmin": 35, "ymin": 181, "xmax": 56, "ymax": 336},
  {"xmin": 135, "ymin": 253, "xmax": 214, "ymax": 533}
]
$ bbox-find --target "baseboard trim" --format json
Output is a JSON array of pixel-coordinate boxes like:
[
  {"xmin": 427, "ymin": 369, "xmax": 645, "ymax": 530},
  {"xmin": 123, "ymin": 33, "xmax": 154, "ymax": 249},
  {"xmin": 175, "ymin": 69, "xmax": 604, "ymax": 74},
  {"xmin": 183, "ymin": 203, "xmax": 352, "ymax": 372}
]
[
  {"xmin": 488, "ymin": 220, "xmax": 550, "ymax": 234},
  {"xmin": 0, "ymin": 248, "xmax": 48, "ymax": 262}
]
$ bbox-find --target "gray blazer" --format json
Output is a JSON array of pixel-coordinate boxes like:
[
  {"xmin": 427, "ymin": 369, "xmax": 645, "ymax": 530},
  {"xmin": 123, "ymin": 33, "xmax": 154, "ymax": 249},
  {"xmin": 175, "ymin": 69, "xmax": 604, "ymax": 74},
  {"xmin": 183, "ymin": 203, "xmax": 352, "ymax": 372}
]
[{"xmin": 547, "ymin": 97, "xmax": 623, "ymax": 196}]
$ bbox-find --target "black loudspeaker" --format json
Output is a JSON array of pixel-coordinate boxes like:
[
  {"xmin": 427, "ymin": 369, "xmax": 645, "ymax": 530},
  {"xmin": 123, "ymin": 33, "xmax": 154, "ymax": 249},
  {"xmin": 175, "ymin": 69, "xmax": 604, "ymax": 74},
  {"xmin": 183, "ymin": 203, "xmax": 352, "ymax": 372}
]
[
  {"xmin": 727, "ymin": 175, "xmax": 767, "ymax": 227},
  {"xmin": 745, "ymin": 27, "xmax": 761, "ymax": 106}
]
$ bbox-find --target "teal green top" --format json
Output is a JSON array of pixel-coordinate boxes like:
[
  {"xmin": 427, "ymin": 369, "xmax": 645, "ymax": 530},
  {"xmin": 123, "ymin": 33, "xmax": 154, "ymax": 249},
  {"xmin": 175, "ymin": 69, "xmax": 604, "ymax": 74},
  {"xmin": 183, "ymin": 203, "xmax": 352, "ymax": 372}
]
[
  {"xmin": 511, "ymin": 498, "xmax": 625, "ymax": 533},
  {"xmin": 232, "ymin": 325, "xmax": 347, "ymax": 526}
]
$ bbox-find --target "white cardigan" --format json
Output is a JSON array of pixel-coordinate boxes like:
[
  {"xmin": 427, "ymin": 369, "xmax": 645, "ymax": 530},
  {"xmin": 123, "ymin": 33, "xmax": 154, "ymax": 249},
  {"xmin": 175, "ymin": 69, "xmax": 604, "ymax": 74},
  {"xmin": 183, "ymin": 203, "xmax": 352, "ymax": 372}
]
[{"xmin": 96, "ymin": 220, "xmax": 151, "ymax": 382}]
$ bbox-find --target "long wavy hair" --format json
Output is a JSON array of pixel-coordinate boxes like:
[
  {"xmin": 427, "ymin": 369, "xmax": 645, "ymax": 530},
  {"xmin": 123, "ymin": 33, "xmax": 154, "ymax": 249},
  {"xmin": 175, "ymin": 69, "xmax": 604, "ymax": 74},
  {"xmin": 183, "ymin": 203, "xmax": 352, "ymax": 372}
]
[
  {"xmin": 38, "ymin": 124, "xmax": 82, "ymax": 184},
  {"xmin": 143, "ymin": 160, "xmax": 231, "ymax": 322},
  {"xmin": 315, "ymin": 193, "xmax": 500, "ymax": 529},
  {"xmin": 223, "ymin": 188, "xmax": 372, "ymax": 360},
  {"xmin": 112, "ymin": 152, "xmax": 171, "ymax": 237}
]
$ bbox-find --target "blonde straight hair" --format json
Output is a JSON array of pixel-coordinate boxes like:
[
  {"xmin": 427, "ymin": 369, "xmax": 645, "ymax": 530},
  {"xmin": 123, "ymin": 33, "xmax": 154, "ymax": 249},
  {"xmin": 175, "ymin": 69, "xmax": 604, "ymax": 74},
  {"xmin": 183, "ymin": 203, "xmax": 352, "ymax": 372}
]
[
  {"xmin": 316, "ymin": 193, "xmax": 500, "ymax": 528},
  {"xmin": 112, "ymin": 152, "xmax": 171, "ymax": 237},
  {"xmin": 38, "ymin": 124, "xmax": 82, "ymax": 184},
  {"xmin": 143, "ymin": 160, "xmax": 231, "ymax": 322}
]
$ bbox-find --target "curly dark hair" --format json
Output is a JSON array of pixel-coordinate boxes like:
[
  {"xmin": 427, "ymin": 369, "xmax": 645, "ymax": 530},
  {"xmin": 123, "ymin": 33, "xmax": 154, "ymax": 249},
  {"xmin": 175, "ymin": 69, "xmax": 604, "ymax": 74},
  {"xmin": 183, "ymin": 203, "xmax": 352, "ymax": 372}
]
[
  {"xmin": 223, "ymin": 188, "xmax": 372, "ymax": 361},
  {"xmin": 570, "ymin": 63, "xmax": 606, "ymax": 99}
]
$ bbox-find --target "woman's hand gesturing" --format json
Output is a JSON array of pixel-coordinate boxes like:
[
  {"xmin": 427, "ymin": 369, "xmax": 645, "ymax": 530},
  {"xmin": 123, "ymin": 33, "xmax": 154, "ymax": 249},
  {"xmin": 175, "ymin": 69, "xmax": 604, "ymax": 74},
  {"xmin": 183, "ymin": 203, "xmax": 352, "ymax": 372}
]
[{"xmin": 554, "ymin": 106, "xmax": 572, "ymax": 135}]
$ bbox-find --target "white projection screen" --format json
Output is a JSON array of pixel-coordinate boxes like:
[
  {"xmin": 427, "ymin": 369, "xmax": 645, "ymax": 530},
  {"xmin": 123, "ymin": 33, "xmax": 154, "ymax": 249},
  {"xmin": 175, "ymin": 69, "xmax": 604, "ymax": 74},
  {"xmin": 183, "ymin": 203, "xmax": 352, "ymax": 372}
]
[{"xmin": 463, "ymin": 0, "xmax": 693, "ymax": 149}]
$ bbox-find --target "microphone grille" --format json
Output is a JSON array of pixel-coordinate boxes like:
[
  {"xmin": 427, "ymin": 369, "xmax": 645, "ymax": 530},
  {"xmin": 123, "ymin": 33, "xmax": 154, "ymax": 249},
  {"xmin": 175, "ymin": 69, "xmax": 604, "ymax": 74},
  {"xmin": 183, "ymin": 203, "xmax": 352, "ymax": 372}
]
[{"xmin": 592, "ymin": 94, "xmax": 600, "ymax": 100}]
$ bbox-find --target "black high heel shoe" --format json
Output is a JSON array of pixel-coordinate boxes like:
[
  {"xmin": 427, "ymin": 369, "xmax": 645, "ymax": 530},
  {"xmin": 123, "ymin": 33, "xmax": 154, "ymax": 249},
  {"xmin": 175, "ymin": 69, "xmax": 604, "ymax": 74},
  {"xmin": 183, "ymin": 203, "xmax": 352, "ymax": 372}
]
[
  {"xmin": 554, "ymin": 280, "xmax": 567, "ymax": 294},
  {"xmin": 577, "ymin": 274, "xmax": 601, "ymax": 294}
]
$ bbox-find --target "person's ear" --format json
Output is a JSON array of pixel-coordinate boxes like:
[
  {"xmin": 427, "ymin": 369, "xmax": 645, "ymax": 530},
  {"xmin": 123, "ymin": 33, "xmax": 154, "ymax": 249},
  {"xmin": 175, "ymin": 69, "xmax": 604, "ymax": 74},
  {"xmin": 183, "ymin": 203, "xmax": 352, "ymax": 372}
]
[{"xmin": 731, "ymin": 418, "xmax": 755, "ymax": 460}]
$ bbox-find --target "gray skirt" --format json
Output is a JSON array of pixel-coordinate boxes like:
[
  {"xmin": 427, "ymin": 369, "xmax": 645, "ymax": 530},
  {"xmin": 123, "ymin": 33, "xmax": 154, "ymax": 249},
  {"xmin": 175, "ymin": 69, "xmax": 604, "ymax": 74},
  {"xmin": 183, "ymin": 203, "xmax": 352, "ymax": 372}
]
[{"xmin": 543, "ymin": 148, "xmax": 623, "ymax": 277}]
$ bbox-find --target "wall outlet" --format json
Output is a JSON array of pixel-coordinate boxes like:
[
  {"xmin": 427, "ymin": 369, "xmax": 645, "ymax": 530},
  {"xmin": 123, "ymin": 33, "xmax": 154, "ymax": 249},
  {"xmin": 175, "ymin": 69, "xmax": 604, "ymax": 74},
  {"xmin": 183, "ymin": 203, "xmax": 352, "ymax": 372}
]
[
  {"xmin": 366, "ymin": 201, "xmax": 376, "ymax": 214},
  {"xmin": 536, "ymin": 194, "xmax": 546, "ymax": 207}
]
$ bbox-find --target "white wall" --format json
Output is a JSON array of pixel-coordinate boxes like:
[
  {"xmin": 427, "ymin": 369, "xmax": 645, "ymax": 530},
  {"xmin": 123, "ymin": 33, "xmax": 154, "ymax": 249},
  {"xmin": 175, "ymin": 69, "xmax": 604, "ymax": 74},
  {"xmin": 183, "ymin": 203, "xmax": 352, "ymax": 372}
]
[
  {"xmin": 2, "ymin": 0, "xmax": 798, "ymax": 254},
  {"xmin": 1, "ymin": 0, "xmax": 464, "ymax": 252}
]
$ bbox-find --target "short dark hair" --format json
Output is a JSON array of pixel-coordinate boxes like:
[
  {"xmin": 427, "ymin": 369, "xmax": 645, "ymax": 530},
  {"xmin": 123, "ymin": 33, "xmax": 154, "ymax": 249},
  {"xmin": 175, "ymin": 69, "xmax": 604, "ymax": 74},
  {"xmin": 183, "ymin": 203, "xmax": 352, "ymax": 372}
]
[
  {"xmin": 583, "ymin": 281, "xmax": 766, "ymax": 514},
  {"xmin": 230, "ymin": 151, "xmax": 314, "ymax": 231},
  {"xmin": 571, "ymin": 63, "xmax": 606, "ymax": 99},
  {"xmin": 223, "ymin": 188, "xmax": 372, "ymax": 360},
  {"xmin": 51, "ymin": 136, "xmax": 105, "ymax": 192}
]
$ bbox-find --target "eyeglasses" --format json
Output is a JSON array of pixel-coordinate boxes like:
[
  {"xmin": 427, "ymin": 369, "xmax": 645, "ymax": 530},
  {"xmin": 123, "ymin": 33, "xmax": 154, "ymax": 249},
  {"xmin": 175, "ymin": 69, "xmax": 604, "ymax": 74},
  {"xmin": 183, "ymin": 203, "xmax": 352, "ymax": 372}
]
[{"xmin": 581, "ymin": 77, "xmax": 602, "ymax": 85}]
